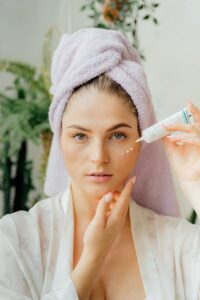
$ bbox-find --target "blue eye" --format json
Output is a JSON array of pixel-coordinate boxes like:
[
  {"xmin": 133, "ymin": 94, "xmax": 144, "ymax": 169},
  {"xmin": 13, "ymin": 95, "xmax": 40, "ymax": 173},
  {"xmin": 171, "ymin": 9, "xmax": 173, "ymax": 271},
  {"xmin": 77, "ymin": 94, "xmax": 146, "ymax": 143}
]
[
  {"xmin": 72, "ymin": 132, "xmax": 127, "ymax": 141},
  {"xmin": 72, "ymin": 133, "xmax": 86, "ymax": 141},
  {"xmin": 112, "ymin": 132, "xmax": 127, "ymax": 140}
]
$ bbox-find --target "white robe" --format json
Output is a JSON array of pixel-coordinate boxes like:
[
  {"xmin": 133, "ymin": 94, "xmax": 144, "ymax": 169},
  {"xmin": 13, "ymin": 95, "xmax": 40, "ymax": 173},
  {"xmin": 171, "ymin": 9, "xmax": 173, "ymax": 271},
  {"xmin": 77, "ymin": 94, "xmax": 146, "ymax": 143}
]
[{"xmin": 0, "ymin": 182, "xmax": 200, "ymax": 300}]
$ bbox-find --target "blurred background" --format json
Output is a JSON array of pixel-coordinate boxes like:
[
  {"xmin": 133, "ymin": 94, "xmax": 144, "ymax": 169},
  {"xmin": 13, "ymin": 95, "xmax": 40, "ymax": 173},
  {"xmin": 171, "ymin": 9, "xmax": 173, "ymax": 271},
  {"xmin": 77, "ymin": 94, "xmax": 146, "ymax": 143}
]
[{"xmin": 0, "ymin": 0, "xmax": 199, "ymax": 222}]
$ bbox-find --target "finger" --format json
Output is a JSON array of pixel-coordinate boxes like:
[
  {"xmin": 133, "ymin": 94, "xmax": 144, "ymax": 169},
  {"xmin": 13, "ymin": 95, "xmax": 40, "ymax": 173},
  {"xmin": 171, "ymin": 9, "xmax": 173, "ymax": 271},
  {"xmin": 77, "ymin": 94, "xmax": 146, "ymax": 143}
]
[
  {"xmin": 109, "ymin": 202, "xmax": 115, "ymax": 209},
  {"xmin": 162, "ymin": 136, "xmax": 178, "ymax": 154},
  {"xmin": 164, "ymin": 137, "xmax": 186, "ymax": 147},
  {"xmin": 96, "ymin": 190, "xmax": 126, "ymax": 222},
  {"xmin": 105, "ymin": 195, "xmax": 120, "ymax": 218},
  {"xmin": 113, "ymin": 191, "xmax": 120, "ymax": 198},
  {"xmin": 162, "ymin": 123, "xmax": 195, "ymax": 133},
  {"xmin": 109, "ymin": 177, "xmax": 136, "ymax": 223},
  {"xmin": 108, "ymin": 191, "xmax": 119, "ymax": 201},
  {"xmin": 166, "ymin": 133, "xmax": 195, "ymax": 139},
  {"xmin": 187, "ymin": 101, "xmax": 200, "ymax": 123},
  {"xmin": 95, "ymin": 192, "xmax": 113, "ymax": 225},
  {"xmin": 167, "ymin": 134, "xmax": 200, "ymax": 146},
  {"xmin": 106, "ymin": 202, "xmax": 116, "ymax": 217}
]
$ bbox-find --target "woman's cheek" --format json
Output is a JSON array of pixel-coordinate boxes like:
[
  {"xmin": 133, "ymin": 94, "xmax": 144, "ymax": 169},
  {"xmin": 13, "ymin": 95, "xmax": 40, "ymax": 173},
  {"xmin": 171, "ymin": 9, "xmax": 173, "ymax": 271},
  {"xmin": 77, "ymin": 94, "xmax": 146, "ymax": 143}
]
[
  {"xmin": 62, "ymin": 142, "xmax": 78, "ymax": 160},
  {"xmin": 61, "ymin": 137, "xmax": 73, "ymax": 157},
  {"xmin": 119, "ymin": 142, "xmax": 140, "ymax": 168}
]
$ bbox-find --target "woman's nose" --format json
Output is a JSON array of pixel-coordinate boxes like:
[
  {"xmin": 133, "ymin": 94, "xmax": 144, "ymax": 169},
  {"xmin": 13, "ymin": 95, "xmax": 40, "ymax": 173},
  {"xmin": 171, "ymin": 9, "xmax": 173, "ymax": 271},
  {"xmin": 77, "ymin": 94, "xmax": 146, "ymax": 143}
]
[{"xmin": 90, "ymin": 142, "xmax": 110, "ymax": 164}]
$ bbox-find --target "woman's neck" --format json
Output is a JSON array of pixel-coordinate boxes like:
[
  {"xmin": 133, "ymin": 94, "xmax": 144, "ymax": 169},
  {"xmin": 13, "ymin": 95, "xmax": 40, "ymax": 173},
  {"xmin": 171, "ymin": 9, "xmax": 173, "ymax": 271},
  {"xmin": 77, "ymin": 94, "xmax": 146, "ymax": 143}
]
[
  {"xmin": 70, "ymin": 181, "xmax": 101, "ymax": 224},
  {"xmin": 69, "ymin": 180, "xmax": 130, "ymax": 227}
]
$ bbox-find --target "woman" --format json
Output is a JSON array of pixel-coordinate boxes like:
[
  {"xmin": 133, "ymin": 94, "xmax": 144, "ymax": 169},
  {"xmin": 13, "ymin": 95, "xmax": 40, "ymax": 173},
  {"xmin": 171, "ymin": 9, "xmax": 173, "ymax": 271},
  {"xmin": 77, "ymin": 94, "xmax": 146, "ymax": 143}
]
[{"xmin": 0, "ymin": 28, "xmax": 200, "ymax": 300}]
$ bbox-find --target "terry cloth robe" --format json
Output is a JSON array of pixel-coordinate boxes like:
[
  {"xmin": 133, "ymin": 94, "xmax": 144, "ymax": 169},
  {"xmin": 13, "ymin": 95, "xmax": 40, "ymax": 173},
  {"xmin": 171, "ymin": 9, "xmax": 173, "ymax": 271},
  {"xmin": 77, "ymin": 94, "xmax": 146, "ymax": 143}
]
[{"xmin": 0, "ymin": 183, "xmax": 200, "ymax": 300}]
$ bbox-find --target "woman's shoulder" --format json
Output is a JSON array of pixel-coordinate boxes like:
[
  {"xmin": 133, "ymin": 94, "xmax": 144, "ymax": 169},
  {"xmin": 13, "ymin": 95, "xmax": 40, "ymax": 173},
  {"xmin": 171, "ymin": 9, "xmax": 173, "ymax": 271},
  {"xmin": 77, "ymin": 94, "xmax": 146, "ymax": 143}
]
[
  {"xmin": 134, "ymin": 200, "xmax": 200, "ymax": 255},
  {"xmin": 0, "ymin": 190, "xmax": 67, "ymax": 243},
  {"xmin": 135, "ymin": 199, "xmax": 194, "ymax": 222},
  {"xmin": 133, "ymin": 200, "xmax": 200, "ymax": 239}
]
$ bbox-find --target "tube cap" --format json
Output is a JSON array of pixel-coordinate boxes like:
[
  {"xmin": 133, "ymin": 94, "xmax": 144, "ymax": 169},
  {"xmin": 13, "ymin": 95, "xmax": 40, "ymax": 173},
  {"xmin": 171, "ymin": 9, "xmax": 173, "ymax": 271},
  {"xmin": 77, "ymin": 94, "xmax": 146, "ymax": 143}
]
[{"xmin": 135, "ymin": 137, "xmax": 144, "ymax": 143}]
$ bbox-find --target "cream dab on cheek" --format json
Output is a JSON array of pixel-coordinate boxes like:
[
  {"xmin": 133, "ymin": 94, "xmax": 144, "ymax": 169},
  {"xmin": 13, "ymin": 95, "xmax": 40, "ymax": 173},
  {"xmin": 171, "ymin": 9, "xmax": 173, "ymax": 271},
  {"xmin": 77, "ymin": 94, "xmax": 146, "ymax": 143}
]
[{"xmin": 120, "ymin": 146, "xmax": 134, "ymax": 156}]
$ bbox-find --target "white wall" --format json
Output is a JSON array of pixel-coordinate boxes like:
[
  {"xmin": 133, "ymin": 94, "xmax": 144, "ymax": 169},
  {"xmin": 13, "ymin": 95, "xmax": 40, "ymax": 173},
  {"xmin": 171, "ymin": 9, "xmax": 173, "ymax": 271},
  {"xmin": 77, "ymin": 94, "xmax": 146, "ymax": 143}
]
[
  {"xmin": 0, "ymin": 0, "xmax": 199, "ymax": 219},
  {"xmin": 0, "ymin": 0, "xmax": 63, "ymax": 216}
]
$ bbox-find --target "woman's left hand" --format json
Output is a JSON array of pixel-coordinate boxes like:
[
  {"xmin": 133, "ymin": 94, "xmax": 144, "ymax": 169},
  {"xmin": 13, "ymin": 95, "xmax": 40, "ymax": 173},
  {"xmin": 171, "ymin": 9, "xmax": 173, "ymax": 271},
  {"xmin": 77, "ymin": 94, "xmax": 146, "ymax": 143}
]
[{"xmin": 162, "ymin": 101, "xmax": 200, "ymax": 183}]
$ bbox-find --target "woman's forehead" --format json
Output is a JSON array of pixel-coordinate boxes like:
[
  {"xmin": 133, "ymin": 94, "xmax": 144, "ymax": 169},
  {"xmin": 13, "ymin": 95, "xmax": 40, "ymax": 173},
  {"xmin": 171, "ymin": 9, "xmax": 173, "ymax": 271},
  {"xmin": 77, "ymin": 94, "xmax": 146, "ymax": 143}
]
[{"xmin": 65, "ymin": 90, "xmax": 134, "ymax": 116}]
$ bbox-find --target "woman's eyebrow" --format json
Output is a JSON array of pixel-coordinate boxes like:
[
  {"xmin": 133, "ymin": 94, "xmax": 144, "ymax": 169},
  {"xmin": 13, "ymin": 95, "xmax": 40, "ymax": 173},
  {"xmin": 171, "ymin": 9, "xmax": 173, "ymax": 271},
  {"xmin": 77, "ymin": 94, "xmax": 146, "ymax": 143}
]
[{"xmin": 66, "ymin": 123, "xmax": 132, "ymax": 132}]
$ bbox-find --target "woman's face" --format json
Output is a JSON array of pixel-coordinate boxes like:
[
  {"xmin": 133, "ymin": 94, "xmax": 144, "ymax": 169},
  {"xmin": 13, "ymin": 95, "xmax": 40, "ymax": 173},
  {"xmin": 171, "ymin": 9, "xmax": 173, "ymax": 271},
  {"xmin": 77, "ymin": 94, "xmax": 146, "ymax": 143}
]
[{"xmin": 61, "ymin": 88, "xmax": 141, "ymax": 197}]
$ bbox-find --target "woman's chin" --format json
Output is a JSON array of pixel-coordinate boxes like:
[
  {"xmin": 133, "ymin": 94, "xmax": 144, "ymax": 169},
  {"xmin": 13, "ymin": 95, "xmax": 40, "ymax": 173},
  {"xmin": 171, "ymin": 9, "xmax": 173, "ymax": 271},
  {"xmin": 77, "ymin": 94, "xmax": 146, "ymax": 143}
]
[{"xmin": 84, "ymin": 180, "xmax": 123, "ymax": 197}]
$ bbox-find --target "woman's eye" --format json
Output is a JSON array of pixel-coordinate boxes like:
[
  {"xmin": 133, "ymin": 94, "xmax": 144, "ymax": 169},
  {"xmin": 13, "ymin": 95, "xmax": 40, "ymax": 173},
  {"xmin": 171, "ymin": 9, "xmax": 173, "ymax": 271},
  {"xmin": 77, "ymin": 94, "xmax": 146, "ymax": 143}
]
[
  {"xmin": 72, "ymin": 132, "xmax": 127, "ymax": 141},
  {"xmin": 72, "ymin": 133, "xmax": 86, "ymax": 141},
  {"xmin": 112, "ymin": 132, "xmax": 127, "ymax": 140}
]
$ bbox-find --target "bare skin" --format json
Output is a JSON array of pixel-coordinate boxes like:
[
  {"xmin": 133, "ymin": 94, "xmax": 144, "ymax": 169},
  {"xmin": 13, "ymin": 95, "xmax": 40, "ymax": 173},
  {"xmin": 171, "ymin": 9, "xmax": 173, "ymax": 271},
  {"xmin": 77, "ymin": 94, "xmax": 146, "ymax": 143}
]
[
  {"xmin": 73, "ymin": 208, "xmax": 146, "ymax": 300},
  {"xmin": 61, "ymin": 88, "xmax": 140, "ymax": 222},
  {"xmin": 61, "ymin": 88, "xmax": 145, "ymax": 299}
]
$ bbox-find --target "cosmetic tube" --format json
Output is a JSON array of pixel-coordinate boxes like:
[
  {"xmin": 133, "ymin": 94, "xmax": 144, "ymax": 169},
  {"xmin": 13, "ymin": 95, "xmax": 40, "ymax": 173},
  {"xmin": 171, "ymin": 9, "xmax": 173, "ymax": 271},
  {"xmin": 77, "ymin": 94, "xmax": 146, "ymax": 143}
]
[{"xmin": 135, "ymin": 107, "xmax": 195, "ymax": 143}]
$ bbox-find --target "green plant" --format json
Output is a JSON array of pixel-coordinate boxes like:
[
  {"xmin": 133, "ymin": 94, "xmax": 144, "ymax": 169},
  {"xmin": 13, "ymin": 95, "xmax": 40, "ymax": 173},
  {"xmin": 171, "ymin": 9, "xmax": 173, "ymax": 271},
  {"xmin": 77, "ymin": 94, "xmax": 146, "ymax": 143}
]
[
  {"xmin": 188, "ymin": 209, "xmax": 197, "ymax": 224},
  {"xmin": 0, "ymin": 28, "xmax": 59, "ymax": 215},
  {"xmin": 80, "ymin": 0, "xmax": 160, "ymax": 59}
]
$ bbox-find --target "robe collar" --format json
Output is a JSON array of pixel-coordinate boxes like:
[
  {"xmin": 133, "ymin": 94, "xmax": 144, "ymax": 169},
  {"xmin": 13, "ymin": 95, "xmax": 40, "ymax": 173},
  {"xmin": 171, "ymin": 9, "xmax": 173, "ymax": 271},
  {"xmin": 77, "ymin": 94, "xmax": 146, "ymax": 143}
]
[{"xmin": 51, "ymin": 183, "xmax": 163, "ymax": 299}]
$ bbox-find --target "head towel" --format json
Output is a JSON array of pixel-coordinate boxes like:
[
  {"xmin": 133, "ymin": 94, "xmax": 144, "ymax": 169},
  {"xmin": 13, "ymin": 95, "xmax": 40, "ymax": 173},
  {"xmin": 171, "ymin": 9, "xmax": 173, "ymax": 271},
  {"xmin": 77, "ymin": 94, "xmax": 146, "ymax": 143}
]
[{"xmin": 44, "ymin": 27, "xmax": 180, "ymax": 217}]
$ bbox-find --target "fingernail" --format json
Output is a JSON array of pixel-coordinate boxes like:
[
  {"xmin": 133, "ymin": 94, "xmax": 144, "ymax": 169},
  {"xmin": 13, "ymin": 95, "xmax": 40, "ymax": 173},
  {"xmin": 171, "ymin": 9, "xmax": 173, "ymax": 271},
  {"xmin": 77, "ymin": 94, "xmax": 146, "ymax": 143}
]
[
  {"xmin": 188, "ymin": 100, "xmax": 195, "ymax": 108},
  {"xmin": 132, "ymin": 176, "xmax": 136, "ymax": 184},
  {"xmin": 103, "ymin": 192, "xmax": 113, "ymax": 203}
]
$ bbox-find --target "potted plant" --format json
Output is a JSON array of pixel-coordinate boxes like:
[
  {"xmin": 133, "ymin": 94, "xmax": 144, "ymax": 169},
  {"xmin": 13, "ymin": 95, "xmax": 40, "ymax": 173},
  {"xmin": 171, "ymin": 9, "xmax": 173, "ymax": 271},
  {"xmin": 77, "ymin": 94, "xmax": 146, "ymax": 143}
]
[
  {"xmin": 80, "ymin": 0, "xmax": 160, "ymax": 59},
  {"xmin": 0, "ymin": 28, "xmax": 59, "ymax": 215}
]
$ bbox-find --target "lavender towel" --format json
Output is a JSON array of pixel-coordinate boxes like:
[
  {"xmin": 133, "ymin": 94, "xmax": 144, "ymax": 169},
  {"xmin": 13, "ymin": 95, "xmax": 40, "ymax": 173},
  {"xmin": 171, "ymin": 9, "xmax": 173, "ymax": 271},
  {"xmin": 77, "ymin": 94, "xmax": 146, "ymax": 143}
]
[{"xmin": 44, "ymin": 27, "xmax": 180, "ymax": 217}]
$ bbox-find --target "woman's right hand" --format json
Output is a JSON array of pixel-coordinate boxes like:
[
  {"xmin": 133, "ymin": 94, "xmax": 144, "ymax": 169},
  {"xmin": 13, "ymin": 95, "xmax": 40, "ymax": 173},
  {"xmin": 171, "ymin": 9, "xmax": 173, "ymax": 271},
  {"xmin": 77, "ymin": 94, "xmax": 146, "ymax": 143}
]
[{"xmin": 83, "ymin": 176, "xmax": 136, "ymax": 260}]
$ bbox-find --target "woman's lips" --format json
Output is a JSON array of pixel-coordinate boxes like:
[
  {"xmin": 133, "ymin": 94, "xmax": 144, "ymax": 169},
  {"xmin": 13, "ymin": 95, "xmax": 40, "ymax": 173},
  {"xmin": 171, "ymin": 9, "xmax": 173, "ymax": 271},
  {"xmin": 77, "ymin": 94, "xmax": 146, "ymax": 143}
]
[{"xmin": 87, "ymin": 175, "xmax": 113, "ymax": 183}]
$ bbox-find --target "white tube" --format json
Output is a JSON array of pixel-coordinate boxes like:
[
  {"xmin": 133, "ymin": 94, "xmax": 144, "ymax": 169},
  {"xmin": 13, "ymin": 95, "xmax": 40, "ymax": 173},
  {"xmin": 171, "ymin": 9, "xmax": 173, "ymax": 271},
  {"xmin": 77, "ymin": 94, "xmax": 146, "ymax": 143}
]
[{"xmin": 135, "ymin": 107, "xmax": 195, "ymax": 143}]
